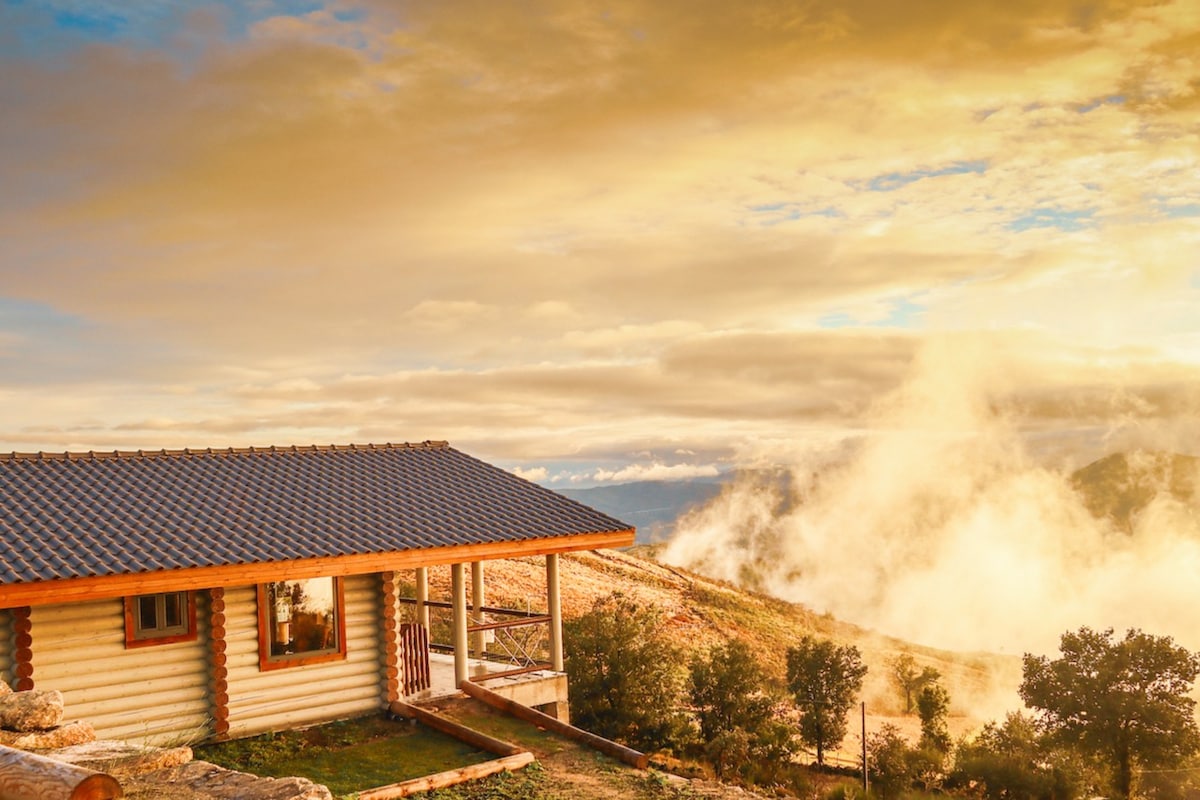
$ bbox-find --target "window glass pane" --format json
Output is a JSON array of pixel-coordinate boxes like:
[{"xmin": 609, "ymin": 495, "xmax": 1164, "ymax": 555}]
[
  {"xmin": 267, "ymin": 578, "xmax": 338, "ymax": 657},
  {"xmin": 164, "ymin": 593, "xmax": 183, "ymax": 628},
  {"xmin": 138, "ymin": 595, "xmax": 158, "ymax": 631}
]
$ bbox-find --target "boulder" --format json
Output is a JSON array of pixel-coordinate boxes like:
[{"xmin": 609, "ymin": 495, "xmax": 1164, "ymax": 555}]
[
  {"xmin": 0, "ymin": 689, "xmax": 65, "ymax": 732},
  {"xmin": 0, "ymin": 720, "xmax": 96, "ymax": 749}
]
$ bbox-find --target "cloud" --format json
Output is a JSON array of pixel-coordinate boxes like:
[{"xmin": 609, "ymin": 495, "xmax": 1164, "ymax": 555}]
[
  {"xmin": 663, "ymin": 336, "xmax": 1200, "ymax": 659},
  {"xmin": 510, "ymin": 465, "xmax": 548, "ymax": 483},
  {"xmin": 0, "ymin": 0, "xmax": 1196, "ymax": 493},
  {"xmin": 592, "ymin": 462, "xmax": 720, "ymax": 484}
]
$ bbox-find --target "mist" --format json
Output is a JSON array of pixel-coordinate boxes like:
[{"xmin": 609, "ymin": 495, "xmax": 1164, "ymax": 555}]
[{"xmin": 661, "ymin": 338, "xmax": 1200, "ymax": 658}]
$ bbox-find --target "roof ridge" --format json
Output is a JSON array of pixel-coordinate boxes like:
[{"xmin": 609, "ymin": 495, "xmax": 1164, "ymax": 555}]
[{"xmin": 0, "ymin": 441, "xmax": 451, "ymax": 462}]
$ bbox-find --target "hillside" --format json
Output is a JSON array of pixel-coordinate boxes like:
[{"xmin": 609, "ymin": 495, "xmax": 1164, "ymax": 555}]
[
  {"xmin": 439, "ymin": 548, "xmax": 1021, "ymax": 763},
  {"xmin": 559, "ymin": 478, "xmax": 729, "ymax": 543},
  {"xmin": 1070, "ymin": 450, "xmax": 1200, "ymax": 533}
]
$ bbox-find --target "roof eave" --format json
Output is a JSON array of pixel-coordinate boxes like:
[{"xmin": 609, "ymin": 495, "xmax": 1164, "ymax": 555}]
[{"xmin": 0, "ymin": 528, "xmax": 635, "ymax": 609}]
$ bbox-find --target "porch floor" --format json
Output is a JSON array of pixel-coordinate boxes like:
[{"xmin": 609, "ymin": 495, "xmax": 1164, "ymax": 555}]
[{"xmin": 408, "ymin": 652, "xmax": 562, "ymax": 702}]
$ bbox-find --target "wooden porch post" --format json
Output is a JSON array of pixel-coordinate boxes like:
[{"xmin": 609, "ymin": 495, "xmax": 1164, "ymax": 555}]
[
  {"xmin": 415, "ymin": 566, "xmax": 430, "ymax": 630},
  {"xmin": 470, "ymin": 561, "xmax": 485, "ymax": 659},
  {"xmin": 451, "ymin": 563, "xmax": 469, "ymax": 687},
  {"xmin": 546, "ymin": 554, "xmax": 563, "ymax": 672}
]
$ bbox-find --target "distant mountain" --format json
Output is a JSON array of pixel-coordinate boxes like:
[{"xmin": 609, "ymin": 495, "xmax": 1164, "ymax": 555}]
[
  {"xmin": 1069, "ymin": 451, "xmax": 1200, "ymax": 533},
  {"xmin": 560, "ymin": 477, "xmax": 729, "ymax": 543}
]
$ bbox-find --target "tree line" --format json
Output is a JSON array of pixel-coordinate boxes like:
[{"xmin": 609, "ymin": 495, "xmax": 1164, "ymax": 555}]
[{"xmin": 564, "ymin": 593, "xmax": 1200, "ymax": 800}]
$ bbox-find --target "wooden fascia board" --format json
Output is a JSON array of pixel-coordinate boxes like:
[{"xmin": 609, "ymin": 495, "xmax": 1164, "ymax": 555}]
[{"xmin": 0, "ymin": 528, "xmax": 634, "ymax": 609}]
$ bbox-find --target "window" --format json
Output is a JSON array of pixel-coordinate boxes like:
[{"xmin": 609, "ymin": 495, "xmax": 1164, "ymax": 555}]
[
  {"xmin": 124, "ymin": 591, "xmax": 197, "ymax": 648},
  {"xmin": 257, "ymin": 576, "xmax": 346, "ymax": 671}
]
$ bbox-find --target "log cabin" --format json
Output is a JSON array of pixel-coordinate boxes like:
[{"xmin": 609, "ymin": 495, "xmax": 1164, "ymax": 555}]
[{"xmin": 0, "ymin": 442, "xmax": 634, "ymax": 744}]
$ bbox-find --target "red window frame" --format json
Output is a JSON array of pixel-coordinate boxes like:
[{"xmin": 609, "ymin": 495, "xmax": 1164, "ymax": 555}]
[
  {"xmin": 123, "ymin": 591, "xmax": 198, "ymax": 648},
  {"xmin": 256, "ymin": 577, "xmax": 347, "ymax": 671}
]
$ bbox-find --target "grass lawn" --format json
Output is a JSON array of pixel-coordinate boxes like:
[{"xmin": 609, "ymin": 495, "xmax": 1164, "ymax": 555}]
[{"xmin": 193, "ymin": 715, "xmax": 497, "ymax": 797}]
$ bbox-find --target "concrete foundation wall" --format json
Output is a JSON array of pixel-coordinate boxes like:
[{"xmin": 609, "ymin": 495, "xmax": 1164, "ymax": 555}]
[{"xmin": 484, "ymin": 673, "xmax": 570, "ymax": 722}]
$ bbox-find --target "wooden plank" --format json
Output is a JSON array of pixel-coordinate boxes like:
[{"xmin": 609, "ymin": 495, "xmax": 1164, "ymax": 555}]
[
  {"xmin": 0, "ymin": 533, "xmax": 635, "ymax": 608},
  {"xmin": 470, "ymin": 663, "xmax": 553, "ymax": 682},
  {"xmin": 399, "ymin": 624, "xmax": 430, "ymax": 696},
  {"xmin": 459, "ymin": 681, "xmax": 649, "ymax": 770},
  {"xmin": 0, "ymin": 745, "xmax": 122, "ymax": 800},
  {"xmin": 356, "ymin": 752, "xmax": 535, "ymax": 800},
  {"xmin": 467, "ymin": 615, "xmax": 552, "ymax": 633},
  {"xmin": 388, "ymin": 701, "xmax": 523, "ymax": 756}
]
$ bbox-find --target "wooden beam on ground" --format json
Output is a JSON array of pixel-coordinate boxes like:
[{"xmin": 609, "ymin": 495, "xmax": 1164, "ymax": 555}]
[
  {"xmin": 459, "ymin": 680, "xmax": 649, "ymax": 770},
  {"xmin": 356, "ymin": 752, "xmax": 535, "ymax": 800},
  {"xmin": 388, "ymin": 701, "xmax": 524, "ymax": 757},
  {"xmin": 0, "ymin": 745, "xmax": 122, "ymax": 800}
]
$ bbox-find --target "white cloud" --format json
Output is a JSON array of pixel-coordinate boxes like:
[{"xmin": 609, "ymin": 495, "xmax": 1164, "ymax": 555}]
[
  {"xmin": 591, "ymin": 462, "xmax": 720, "ymax": 484},
  {"xmin": 510, "ymin": 465, "xmax": 548, "ymax": 483}
]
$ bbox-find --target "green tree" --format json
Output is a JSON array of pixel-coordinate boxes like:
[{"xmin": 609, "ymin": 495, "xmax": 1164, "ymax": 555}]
[
  {"xmin": 786, "ymin": 636, "xmax": 867, "ymax": 765},
  {"xmin": 867, "ymin": 723, "xmax": 913, "ymax": 800},
  {"xmin": 564, "ymin": 593, "xmax": 690, "ymax": 751},
  {"xmin": 1020, "ymin": 626, "xmax": 1200, "ymax": 800},
  {"xmin": 917, "ymin": 681, "xmax": 952, "ymax": 753},
  {"xmin": 890, "ymin": 653, "xmax": 941, "ymax": 714},
  {"xmin": 690, "ymin": 638, "xmax": 798, "ymax": 782},
  {"xmin": 689, "ymin": 638, "xmax": 775, "ymax": 742},
  {"xmin": 950, "ymin": 711, "xmax": 1085, "ymax": 800}
]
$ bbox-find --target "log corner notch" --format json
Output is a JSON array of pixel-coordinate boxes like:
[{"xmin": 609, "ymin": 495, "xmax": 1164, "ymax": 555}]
[{"xmin": 0, "ymin": 744, "xmax": 122, "ymax": 800}]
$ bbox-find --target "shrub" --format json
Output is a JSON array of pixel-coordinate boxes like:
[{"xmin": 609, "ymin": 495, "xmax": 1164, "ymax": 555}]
[
  {"xmin": 949, "ymin": 711, "xmax": 1083, "ymax": 800},
  {"xmin": 564, "ymin": 593, "xmax": 691, "ymax": 752},
  {"xmin": 867, "ymin": 724, "xmax": 913, "ymax": 800}
]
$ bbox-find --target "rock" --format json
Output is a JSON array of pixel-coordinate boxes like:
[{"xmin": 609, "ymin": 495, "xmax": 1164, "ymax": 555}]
[
  {"xmin": 0, "ymin": 720, "xmax": 95, "ymax": 749},
  {"xmin": 0, "ymin": 689, "xmax": 65, "ymax": 731},
  {"xmin": 132, "ymin": 761, "xmax": 333, "ymax": 800},
  {"xmin": 44, "ymin": 740, "xmax": 191, "ymax": 778}
]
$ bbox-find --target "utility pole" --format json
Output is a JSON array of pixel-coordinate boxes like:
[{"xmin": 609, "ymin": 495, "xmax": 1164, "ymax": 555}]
[{"xmin": 861, "ymin": 701, "xmax": 868, "ymax": 793}]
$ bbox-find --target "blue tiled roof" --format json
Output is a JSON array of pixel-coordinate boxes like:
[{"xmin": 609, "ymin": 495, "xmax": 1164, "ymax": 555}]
[{"xmin": 0, "ymin": 442, "xmax": 632, "ymax": 584}]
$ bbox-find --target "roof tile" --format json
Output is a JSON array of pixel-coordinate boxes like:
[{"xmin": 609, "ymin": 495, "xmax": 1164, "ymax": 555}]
[{"xmin": 0, "ymin": 442, "xmax": 631, "ymax": 585}]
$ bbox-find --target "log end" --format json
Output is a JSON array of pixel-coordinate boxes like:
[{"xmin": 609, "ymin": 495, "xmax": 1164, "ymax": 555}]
[{"xmin": 72, "ymin": 773, "xmax": 123, "ymax": 800}]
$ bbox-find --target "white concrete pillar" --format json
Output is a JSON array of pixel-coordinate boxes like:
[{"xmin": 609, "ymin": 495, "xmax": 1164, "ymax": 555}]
[
  {"xmin": 415, "ymin": 566, "xmax": 430, "ymax": 630},
  {"xmin": 547, "ymin": 553, "xmax": 563, "ymax": 672},
  {"xmin": 471, "ymin": 560, "xmax": 486, "ymax": 659},
  {"xmin": 451, "ymin": 563, "xmax": 468, "ymax": 687}
]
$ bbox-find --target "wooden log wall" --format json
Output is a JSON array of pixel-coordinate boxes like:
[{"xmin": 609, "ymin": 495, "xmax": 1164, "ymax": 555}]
[
  {"xmin": 224, "ymin": 574, "xmax": 386, "ymax": 738},
  {"xmin": 209, "ymin": 588, "xmax": 230, "ymax": 740},
  {"xmin": 0, "ymin": 610, "xmax": 12, "ymax": 690},
  {"xmin": 31, "ymin": 597, "xmax": 211, "ymax": 744},
  {"xmin": 381, "ymin": 573, "xmax": 400, "ymax": 704}
]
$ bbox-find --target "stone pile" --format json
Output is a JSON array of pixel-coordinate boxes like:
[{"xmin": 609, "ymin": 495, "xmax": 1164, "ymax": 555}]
[
  {"xmin": 0, "ymin": 681, "xmax": 96, "ymax": 749},
  {"xmin": 0, "ymin": 681, "xmax": 331, "ymax": 799}
]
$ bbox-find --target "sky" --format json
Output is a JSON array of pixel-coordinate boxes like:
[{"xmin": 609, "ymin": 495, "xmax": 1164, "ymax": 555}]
[{"xmin": 1, "ymin": 0, "xmax": 1198, "ymax": 487}]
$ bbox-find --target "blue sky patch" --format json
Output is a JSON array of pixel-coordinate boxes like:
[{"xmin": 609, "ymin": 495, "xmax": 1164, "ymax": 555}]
[
  {"xmin": 866, "ymin": 160, "xmax": 987, "ymax": 192},
  {"xmin": 1163, "ymin": 203, "xmax": 1200, "ymax": 219},
  {"xmin": 0, "ymin": 296, "xmax": 86, "ymax": 333},
  {"xmin": 1008, "ymin": 207, "xmax": 1095, "ymax": 233},
  {"xmin": 747, "ymin": 202, "xmax": 841, "ymax": 226},
  {"xmin": 1074, "ymin": 94, "xmax": 1125, "ymax": 113},
  {"xmin": 2, "ymin": 0, "xmax": 333, "ymax": 57},
  {"xmin": 818, "ymin": 295, "xmax": 927, "ymax": 330}
]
